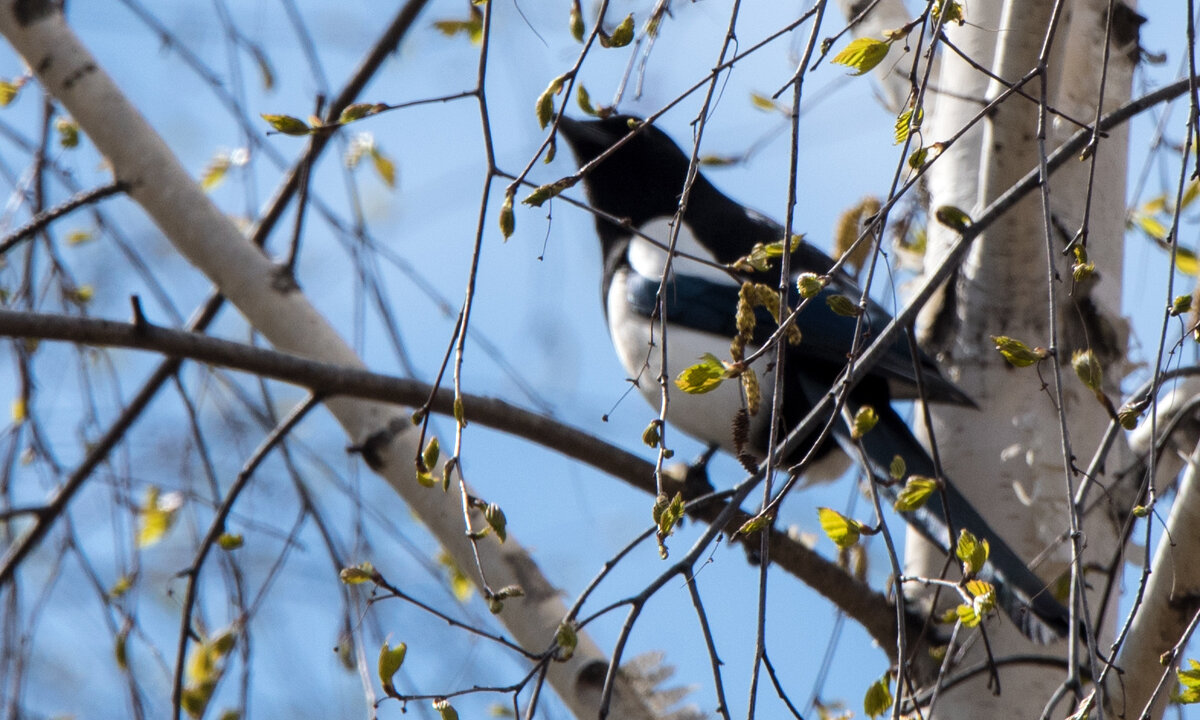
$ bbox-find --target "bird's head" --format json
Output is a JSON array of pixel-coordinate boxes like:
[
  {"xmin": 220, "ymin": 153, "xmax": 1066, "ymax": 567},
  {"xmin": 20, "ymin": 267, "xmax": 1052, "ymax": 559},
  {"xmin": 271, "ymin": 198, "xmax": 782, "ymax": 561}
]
[{"xmin": 557, "ymin": 115, "xmax": 703, "ymax": 235}]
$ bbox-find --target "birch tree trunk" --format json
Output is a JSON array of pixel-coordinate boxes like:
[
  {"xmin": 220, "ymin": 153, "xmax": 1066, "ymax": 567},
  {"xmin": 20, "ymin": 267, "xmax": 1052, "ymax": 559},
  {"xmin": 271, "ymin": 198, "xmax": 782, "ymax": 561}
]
[{"xmin": 847, "ymin": 0, "xmax": 1140, "ymax": 716}]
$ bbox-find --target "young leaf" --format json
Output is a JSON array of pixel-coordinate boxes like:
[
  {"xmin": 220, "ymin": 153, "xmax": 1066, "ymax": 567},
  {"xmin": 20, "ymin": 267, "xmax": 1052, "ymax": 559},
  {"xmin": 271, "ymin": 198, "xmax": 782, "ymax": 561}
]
[
  {"xmin": 378, "ymin": 641, "xmax": 407, "ymax": 694},
  {"xmin": 675, "ymin": 354, "xmax": 728, "ymax": 394},
  {"xmin": 863, "ymin": 674, "xmax": 893, "ymax": 718},
  {"xmin": 555, "ymin": 621, "xmax": 578, "ymax": 661},
  {"xmin": 888, "ymin": 455, "xmax": 906, "ymax": 480},
  {"xmin": 260, "ymin": 113, "xmax": 311, "ymax": 136},
  {"xmin": 934, "ymin": 205, "xmax": 973, "ymax": 231},
  {"xmin": 894, "ymin": 106, "xmax": 923, "ymax": 145},
  {"xmin": 851, "ymin": 405, "xmax": 878, "ymax": 439},
  {"xmin": 499, "ymin": 191, "xmax": 515, "ymax": 239},
  {"xmin": 522, "ymin": 176, "xmax": 577, "ymax": 206},
  {"xmin": 600, "ymin": 13, "xmax": 634, "ymax": 48},
  {"xmin": 339, "ymin": 561, "xmax": 378, "ymax": 584},
  {"xmin": 893, "ymin": 476, "xmax": 937, "ymax": 512},
  {"xmin": 370, "ymin": 147, "xmax": 397, "ymax": 188},
  {"xmin": 1171, "ymin": 293, "xmax": 1193, "ymax": 317},
  {"xmin": 433, "ymin": 699, "xmax": 459, "ymax": 720},
  {"xmin": 831, "ymin": 37, "xmax": 891, "ymax": 75},
  {"xmin": 484, "ymin": 502, "xmax": 507, "ymax": 543},
  {"xmin": 577, "ymin": 84, "xmax": 596, "ymax": 116},
  {"xmin": 818, "ymin": 507, "xmax": 862, "ymax": 549},
  {"xmin": 796, "ymin": 272, "xmax": 827, "ymax": 299},
  {"xmin": 0, "ymin": 78, "xmax": 21, "ymax": 106},
  {"xmin": 137, "ymin": 487, "xmax": 183, "ymax": 548},
  {"xmin": 56, "ymin": 117, "xmax": 80, "ymax": 148},
  {"xmin": 654, "ymin": 491, "xmax": 686, "ymax": 547},
  {"xmin": 991, "ymin": 335, "xmax": 1048, "ymax": 367},
  {"xmin": 568, "ymin": 0, "xmax": 584, "ymax": 42},
  {"xmin": 826, "ymin": 294, "xmax": 862, "ymax": 317},
  {"xmin": 956, "ymin": 529, "xmax": 989, "ymax": 575},
  {"xmin": 1071, "ymin": 349, "xmax": 1103, "ymax": 391}
]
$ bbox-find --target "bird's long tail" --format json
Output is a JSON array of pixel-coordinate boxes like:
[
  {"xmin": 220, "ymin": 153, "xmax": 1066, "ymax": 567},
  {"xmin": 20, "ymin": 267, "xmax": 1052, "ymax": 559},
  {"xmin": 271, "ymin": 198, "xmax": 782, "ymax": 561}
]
[{"xmin": 837, "ymin": 404, "xmax": 1072, "ymax": 643}]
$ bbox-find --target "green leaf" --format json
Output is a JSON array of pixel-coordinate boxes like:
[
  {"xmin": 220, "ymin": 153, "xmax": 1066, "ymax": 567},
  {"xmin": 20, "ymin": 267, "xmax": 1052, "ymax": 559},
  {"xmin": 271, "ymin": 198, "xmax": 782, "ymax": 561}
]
[
  {"xmin": 894, "ymin": 106, "xmax": 922, "ymax": 145},
  {"xmin": 991, "ymin": 335, "xmax": 1047, "ymax": 367},
  {"xmin": 863, "ymin": 674, "xmax": 893, "ymax": 718},
  {"xmin": 260, "ymin": 113, "xmax": 311, "ymax": 136},
  {"xmin": 535, "ymin": 76, "xmax": 563, "ymax": 129},
  {"xmin": 340, "ymin": 102, "xmax": 385, "ymax": 123},
  {"xmin": 569, "ymin": 0, "xmax": 584, "ymax": 42},
  {"xmin": 934, "ymin": 205, "xmax": 973, "ymax": 231},
  {"xmin": 825, "ymin": 294, "xmax": 862, "ymax": 317},
  {"xmin": 1183, "ymin": 180, "xmax": 1200, "ymax": 210},
  {"xmin": 818, "ymin": 507, "xmax": 862, "ymax": 549},
  {"xmin": 1177, "ymin": 247, "xmax": 1199, "ymax": 276},
  {"xmin": 56, "ymin": 117, "xmax": 80, "ymax": 148},
  {"xmin": 339, "ymin": 562, "xmax": 377, "ymax": 584},
  {"xmin": 378, "ymin": 641, "xmax": 407, "ymax": 694},
  {"xmin": 433, "ymin": 5, "xmax": 483, "ymax": 43},
  {"xmin": 893, "ymin": 476, "xmax": 937, "ymax": 512},
  {"xmin": 201, "ymin": 153, "xmax": 231, "ymax": 192},
  {"xmin": 955, "ymin": 601, "xmax": 982, "ymax": 628},
  {"xmin": 1171, "ymin": 294, "xmax": 1193, "ymax": 317},
  {"xmin": 137, "ymin": 487, "xmax": 182, "ymax": 548},
  {"xmin": 956, "ymin": 529, "xmax": 989, "ymax": 575},
  {"xmin": 422, "ymin": 436, "xmax": 440, "ymax": 471},
  {"xmin": 933, "ymin": 0, "xmax": 965, "ymax": 25},
  {"xmin": 498, "ymin": 191, "xmax": 515, "ymax": 239},
  {"xmin": 750, "ymin": 92, "xmax": 786, "ymax": 114},
  {"xmin": 1071, "ymin": 349, "xmax": 1103, "ymax": 391},
  {"xmin": 674, "ymin": 353, "xmax": 727, "ymax": 394},
  {"xmin": 850, "ymin": 405, "xmax": 878, "ymax": 439},
  {"xmin": 555, "ymin": 621, "xmax": 578, "ymax": 661},
  {"xmin": 737, "ymin": 513, "xmax": 774, "ymax": 536},
  {"xmin": 370, "ymin": 147, "xmax": 397, "ymax": 188},
  {"xmin": 0, "ymin": 77, "xmax": 21, "ymax": 106},
  {"xmin": 1177, "ymin": 659, "xmax": 1200, "ymax": 703},
  {"xmin": 577, "ymin": 84, "xmax": 597, "ymax": 116},
  {"xmin": 485, "ymin": 502, "xmax": 507, "ymax": 542},
  {"xmin": 653, "ymin": 491, "xmax": 686, "ymax": 541},
  {"xmin": 438, "ymin": 551, "xmax": 473, "ymax": 602},
  {"xmin": 600, "ymin": 13, "xmax": 634, "ymax": 48},
  {"xmin": 433, "ymin": 699, "xmax": 459, "ymax": 720},
  {"xmin": 1071, "ymin": 245, "xmax": 1095, "ymax": 282},
  {"xmin": 522, "ymin": 176, "xmax": 578, "ymax": 207},
  {"xmin": 831, "ymin": 37, "xmax": 891, "ymax": 75},
  {"xmin": 217, "ymin": 533, "xmax": 243, "ymax": 550},
  {"xmin": 796, "ymin": 272, "xmax": 827, "ymax": 299},
  {"xmin": 888, "ymin": 455, "xmax": 906, "ymax": 480}
]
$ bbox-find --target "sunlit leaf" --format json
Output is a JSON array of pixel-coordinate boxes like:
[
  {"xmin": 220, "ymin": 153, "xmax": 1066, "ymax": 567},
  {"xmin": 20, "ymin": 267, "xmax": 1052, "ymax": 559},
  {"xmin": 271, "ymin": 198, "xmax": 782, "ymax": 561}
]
[
  {"xmin": 818, "ymin": 507, "xmax": 862, "ymax": 549},
  {"xmin": 956, "ymin": 529, "xmax": 989, "ymax": 575},
  {"xmin": 378, "ymin": 641, "xmax": 407, "ymax": 694},
  {"xmin": 674, "ymin": 353, "xmax": 727, "ymax": 394},
  {"xmin": 851, "ymin": 405, "xmax": 878, "ymax": 439},
  {"xmin": 260, "ymin": 114, "xmax": 311, "ymax": 136},
  {"xmin": 991, "ymin": 335, "xmax": 1047, "ymax": 367},
  {"xmin": 370, "ymin": 146, "xmax": 397, "ymax": 188},
  {"xmin": 831, "ymin": 37, "xmax": 891, "ymax": 76},
  {"xmin": 893, "ymin": 476, "xmax": 937, "ymax": 512},
  {"xmin": 137, "ymin": 487, "xmax": 183, "ymax": 548},
  {"xmin": 863, "ymin": 674, "xmax": 893, "ymax": 718}
]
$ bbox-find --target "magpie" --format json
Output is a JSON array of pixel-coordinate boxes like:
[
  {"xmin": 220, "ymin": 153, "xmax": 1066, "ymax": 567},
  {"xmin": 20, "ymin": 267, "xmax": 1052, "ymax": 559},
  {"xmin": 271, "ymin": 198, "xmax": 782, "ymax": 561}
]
[{"xmin": 557, "ymin": 114, "xmax": 1072, "ymax": 643}]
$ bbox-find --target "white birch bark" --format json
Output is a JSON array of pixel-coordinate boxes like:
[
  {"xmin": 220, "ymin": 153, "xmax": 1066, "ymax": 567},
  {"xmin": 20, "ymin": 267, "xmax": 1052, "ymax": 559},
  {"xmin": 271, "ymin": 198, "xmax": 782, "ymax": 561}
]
[
  {"xmin": 901, "ymin": 0, "xmax": 1133, "ymax": 716},
  {"xmin": 0, "ymin": 3, "xmax": 663, "ymax": 718}
]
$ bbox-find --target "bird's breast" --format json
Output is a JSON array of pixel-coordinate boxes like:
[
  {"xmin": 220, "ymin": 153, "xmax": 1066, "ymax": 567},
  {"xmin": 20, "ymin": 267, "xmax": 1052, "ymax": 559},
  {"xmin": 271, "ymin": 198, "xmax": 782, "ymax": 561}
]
[{"xmin": 606, "ymin": 266, "xmax": 774, "ymax": 456}]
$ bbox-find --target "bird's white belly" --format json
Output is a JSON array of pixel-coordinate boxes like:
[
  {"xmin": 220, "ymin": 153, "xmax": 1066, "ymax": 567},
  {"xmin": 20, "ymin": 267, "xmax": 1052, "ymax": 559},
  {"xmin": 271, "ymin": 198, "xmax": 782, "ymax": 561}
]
[{"xmin": 606, "ymin": 269, "xmax": 774, "ymax": 455}]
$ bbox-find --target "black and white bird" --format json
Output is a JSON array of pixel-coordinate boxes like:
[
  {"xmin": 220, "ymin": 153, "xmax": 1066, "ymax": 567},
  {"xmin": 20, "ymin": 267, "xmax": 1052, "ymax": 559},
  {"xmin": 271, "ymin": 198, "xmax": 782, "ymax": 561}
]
[{"xmin": 557, "ymin": 114, "xmax": 1071, "ymax": 642}]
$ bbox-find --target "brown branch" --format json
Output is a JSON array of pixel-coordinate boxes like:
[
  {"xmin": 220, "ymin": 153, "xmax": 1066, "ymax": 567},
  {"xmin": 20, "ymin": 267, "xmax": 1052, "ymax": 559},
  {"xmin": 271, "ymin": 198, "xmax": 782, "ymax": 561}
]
[{"xmin": 0, "ymin": 308, "xmax": 914, "ymax": 658}]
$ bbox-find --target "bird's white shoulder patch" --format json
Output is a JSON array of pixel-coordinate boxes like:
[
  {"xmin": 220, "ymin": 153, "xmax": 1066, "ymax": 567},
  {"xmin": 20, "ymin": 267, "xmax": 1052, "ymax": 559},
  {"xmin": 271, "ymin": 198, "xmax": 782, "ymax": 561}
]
[{"xmin": 626, "ymin": 217, "xmax": 737, "ymax": 286}]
